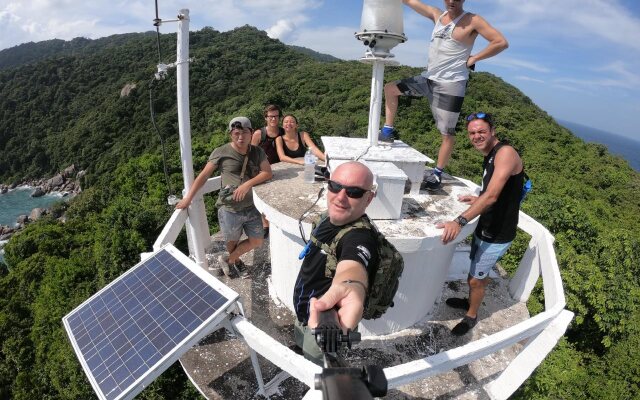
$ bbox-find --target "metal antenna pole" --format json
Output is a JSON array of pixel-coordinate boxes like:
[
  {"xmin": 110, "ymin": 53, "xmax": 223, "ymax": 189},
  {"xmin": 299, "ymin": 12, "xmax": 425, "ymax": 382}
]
[{"xmin": 176, "ymin": 9, "xmax": 209, "ymax": 268}]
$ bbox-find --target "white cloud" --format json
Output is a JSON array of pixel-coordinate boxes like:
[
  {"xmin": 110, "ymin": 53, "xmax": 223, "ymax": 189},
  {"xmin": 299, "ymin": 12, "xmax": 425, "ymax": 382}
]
[
  {"xmin": 492, "ymin": 0, "xmax": 640, "ymax": 51},
  {"xmin": 0, "ymin": 0, "xmax": 323, "ymax": 50},
  {"xmin": 514, "ymin": 76, "xmax": 545, "ymax": 84},
  {"xmin": 547, "ymin": 60, "xmax": 640, "ymax": 92},
  {"xmin": 289, "ymin": 25, "xmax": 362, "ymax": 61},
  {"xmin": 488, "ymin": 56, "xmax": 551, "ymax": 73},
  {"xmin": 595, "ymin": 61, "xmax": 640, "ymax": 87},
  {"xmin": 550, "ymin": 83, "xmax": 590, "ymax": 94},
  {"xmin": 266, "ymin": 19, "xmax": 296, "ymax": 40}
]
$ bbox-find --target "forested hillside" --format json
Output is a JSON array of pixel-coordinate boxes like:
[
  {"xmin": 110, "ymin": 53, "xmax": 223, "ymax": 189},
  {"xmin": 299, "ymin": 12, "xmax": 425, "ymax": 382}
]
[{"xmin": 1, "ymin": 27, "xmax": 639, "ymax": 399}]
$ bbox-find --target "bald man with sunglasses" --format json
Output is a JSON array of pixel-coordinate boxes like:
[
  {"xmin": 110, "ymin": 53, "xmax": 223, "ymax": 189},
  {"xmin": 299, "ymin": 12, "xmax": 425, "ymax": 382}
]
[
  {"xmin": 437, "ymin": 112, "xmax": 524, "ymax": 336},
  {"xmin": 292, "ymin": 161, "xmax": 380, "ymax": 364}
]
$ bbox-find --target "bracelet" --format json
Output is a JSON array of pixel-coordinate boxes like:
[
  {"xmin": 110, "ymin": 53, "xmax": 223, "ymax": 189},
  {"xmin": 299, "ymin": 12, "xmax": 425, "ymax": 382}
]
[{"xmin": 342, "ymin": 279, "xmax": 368, "ymax": 294}]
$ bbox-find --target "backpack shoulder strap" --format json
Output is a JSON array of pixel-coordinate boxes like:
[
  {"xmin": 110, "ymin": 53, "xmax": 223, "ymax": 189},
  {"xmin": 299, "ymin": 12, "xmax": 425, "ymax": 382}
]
[{"xmin": 309, "ymin": 216, "xmax": 372, "ymax": 278}]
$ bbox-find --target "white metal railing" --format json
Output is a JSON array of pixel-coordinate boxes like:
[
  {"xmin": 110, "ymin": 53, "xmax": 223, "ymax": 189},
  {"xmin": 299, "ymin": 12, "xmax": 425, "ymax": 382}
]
[
  {"xmin": 152, "ymin": 176, "xmax": 221, "ymax": 252},
  {"xmin": 149, "ymin": 177, "xmax": 572, "ymax": 400}
]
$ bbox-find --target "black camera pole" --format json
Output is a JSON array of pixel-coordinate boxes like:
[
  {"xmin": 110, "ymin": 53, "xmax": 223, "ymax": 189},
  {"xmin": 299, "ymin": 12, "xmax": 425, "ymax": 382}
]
[{"xmin": 311, "ymin": 310, "xmax": 388, "ymax": 400}]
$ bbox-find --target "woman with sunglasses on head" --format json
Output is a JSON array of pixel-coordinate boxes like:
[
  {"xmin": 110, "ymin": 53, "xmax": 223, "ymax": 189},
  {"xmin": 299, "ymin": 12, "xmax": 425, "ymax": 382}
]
[{"xmin": 275, "ymin": 114, "xmax": 326, "ymax": 165}]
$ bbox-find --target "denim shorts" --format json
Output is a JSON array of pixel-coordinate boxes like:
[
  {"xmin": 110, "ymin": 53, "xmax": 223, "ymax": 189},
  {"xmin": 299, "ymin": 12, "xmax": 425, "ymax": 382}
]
[
  {"xmin": 218, "ymin": 206, "xmax": 263, "ymax": 242},
  {"xmin": 469, "ymin": 233, "xmax": 512, "ymax": 280}
]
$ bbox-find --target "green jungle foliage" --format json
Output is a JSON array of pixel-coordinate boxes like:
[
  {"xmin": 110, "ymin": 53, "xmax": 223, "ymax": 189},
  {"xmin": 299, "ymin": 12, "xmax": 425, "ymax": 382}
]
[{"xmin": 1, "ymin": 26, "xmax": 639, "ymax": 399}]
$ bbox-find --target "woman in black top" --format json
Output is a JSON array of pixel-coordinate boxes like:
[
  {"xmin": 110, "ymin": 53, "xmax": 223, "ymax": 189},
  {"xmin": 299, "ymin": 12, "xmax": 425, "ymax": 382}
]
[{"xmin": 275, "ymin": 114, "xmax": 325, "ymax": 165}]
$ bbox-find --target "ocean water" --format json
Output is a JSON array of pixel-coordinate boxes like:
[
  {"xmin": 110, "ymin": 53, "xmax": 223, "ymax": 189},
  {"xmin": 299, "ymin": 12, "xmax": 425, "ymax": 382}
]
[
  {"xmin": 0, "ymin": 188, "xmax": 66, "ymax": 263},
  {"xmin": 0, "ymin": 187, "xmax": 65, "ymax": 226},
  {"xmin": 558, "ymin": 120, "xmax": 640, "ymax": 172}
]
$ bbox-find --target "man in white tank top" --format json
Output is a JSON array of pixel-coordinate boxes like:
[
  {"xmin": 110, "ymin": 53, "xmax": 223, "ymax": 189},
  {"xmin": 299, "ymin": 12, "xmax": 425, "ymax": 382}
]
[{"xmin": 381, "ymin": 0, "xmax": 508, "ymax": 191}]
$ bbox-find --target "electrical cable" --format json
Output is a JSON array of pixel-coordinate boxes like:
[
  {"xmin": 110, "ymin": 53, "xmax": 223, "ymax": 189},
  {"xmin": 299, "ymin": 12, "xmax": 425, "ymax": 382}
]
[
  {"xmin": 298, "ymin": 186, "xmax": 325, "ymax": 245},
  {"xmin": 149, "ymin": 0, "xmax": 176, "ymax": 202},
  {"xmin": 149, "ymin": 79, "xmax": 174, "ymax": 199},
  {"xmin": 297, "ymin": 186, "xmax": 325, "ymax": 260}
]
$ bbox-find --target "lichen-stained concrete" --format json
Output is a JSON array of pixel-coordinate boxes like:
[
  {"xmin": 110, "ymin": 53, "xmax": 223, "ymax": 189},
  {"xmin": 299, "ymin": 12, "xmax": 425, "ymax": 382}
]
[{"xmin": 180, "ymin": 231, "xmax": 529, "ymax": 399}]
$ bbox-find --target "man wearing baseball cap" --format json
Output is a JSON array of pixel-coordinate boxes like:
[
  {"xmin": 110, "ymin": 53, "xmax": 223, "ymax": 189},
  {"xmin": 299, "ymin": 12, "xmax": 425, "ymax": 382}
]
[{"xmin": 176, "ymin": 116, "xmax": 272, "ymax": 277}]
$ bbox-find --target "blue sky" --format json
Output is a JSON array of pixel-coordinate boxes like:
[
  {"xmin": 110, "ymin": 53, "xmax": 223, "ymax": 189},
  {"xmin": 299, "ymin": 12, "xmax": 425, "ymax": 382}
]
[{"xmin": 1, "ymin": 0, "xmax": 639, "ymax": 141}]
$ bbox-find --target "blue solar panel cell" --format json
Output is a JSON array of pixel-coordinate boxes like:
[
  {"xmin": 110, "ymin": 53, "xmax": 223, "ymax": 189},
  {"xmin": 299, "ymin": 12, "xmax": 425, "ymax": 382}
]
[{"xmin": 63, "ymin": 245, "xmax": 238, "ymax": 400}]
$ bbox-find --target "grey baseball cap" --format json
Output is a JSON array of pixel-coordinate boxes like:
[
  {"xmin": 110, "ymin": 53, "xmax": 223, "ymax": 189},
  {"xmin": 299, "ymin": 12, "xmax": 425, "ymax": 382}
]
[{"xmin": 228, "ymin": 116, "xmax": 252, "ymax": 131}]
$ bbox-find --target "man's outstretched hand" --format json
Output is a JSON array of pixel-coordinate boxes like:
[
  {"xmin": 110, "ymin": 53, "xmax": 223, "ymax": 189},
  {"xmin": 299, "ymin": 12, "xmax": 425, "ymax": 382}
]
[{"xmin": 308, "ymin": 281, "xmax": 365, "ymax": 331}]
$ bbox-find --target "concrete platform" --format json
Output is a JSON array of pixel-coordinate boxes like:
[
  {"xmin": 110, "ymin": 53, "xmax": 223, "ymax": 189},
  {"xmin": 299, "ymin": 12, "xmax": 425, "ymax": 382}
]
[{"xmin": 179, "ymin": 232, "xmax": 529, "ymax": 399}]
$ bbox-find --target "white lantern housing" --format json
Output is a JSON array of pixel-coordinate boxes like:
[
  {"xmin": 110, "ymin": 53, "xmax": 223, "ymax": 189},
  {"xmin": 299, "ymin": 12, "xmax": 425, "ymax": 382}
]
[{"xmin": 355, "ymin": 0, "xmax": 407, "ymax": 57}]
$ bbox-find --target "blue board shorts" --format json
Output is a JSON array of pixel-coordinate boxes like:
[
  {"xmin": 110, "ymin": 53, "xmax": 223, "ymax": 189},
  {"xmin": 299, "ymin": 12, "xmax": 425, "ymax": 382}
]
[
  {"xmin": 394, "ymin": 74, "xmax": 467, "ymax": 136},
  {"xmin": 468, "ymin": 233, "xmax": 512, "ymax": 280},
  {"xmin": 218, "ymin": 206, "xmax": 263, "ymax": 242}
]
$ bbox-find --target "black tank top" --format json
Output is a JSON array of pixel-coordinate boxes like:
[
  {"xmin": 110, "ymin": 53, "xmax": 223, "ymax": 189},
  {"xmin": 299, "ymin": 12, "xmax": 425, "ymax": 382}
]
[
  {"xmin": 259, "ymin": 127, "xmax": 284, "ymax": 164},
  {"xmin": 475, "ymin": 142, "xmax": 524, "ymax": 243},
  {"xmin": 282, "ymin": 132, "xmax": 307, "ymax": 159}
]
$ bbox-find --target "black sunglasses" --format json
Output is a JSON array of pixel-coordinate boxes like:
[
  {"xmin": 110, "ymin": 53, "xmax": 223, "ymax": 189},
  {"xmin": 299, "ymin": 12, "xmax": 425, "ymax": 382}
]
[{"xmin": 327, "ymin": 180, "xmax": 370, "ymax": 199}]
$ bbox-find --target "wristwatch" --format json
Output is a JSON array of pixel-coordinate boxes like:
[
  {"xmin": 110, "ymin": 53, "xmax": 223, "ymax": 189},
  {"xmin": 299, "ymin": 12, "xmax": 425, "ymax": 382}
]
[{"xmin": 454, "ymin": 215, "xmax": 468, "ymax": 227}]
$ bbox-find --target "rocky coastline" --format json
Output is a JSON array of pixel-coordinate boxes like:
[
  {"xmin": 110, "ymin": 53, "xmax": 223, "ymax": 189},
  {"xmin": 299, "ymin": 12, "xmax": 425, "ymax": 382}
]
[{"xmin": 0, "ymin": 164, "xmax": 85, "ymax": 244}]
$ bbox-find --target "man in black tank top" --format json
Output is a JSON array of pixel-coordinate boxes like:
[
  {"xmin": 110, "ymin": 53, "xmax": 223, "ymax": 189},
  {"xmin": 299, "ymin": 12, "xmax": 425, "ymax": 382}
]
[
  {"xmin": 251, "ymin": 104, "xmax": 283, "ymax": 165},
  {"xmin": 436, "ymin": 112, "xmax": 524, "ymax": 336}
]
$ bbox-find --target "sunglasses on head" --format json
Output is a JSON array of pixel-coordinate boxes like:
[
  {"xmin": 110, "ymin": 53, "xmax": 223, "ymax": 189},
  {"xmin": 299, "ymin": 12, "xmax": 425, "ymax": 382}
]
[
  {"xmin": 327, "ymin": 180, "xmax": 371, "ymax": 199},
  {"xmin": 466, "ymin": 112, "xmax": 487, "ymax": 121},
  {"xmin": 466, "ymin": 112, "xmax": 495, "ymax": 128}
]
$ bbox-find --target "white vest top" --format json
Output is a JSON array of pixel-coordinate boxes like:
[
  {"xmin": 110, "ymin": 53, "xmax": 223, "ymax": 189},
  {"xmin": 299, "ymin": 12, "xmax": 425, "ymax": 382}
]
[{"xmin": 424, "ymin": 11, "xmax": 473, "ymax": 82}]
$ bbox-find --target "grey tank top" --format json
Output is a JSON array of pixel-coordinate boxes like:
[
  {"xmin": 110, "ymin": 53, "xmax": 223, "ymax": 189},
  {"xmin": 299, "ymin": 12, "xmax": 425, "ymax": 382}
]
[{"xmin": 424, "ymin": 11, "xmax": 473, "ymax": 82}]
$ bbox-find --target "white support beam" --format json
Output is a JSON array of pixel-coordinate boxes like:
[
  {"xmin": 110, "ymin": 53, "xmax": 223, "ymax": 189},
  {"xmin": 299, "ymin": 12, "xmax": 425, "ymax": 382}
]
[
  {"xmin": 509, "ymin": 237, "xmax": 541, "ymax": 302},
  {"xmin": 484, "ymin": 310, "xmax": 574, "ymax": 399},
  {"xmin": 539, "ymin": 233, "xmax": 564, "ymax": 310},
  {"xmin": 383, "ymin": 305, "xmax": 564, "ymax": 389},
  {"xmin": 175, "ymin": 9, "xmax": 210, "ymax": 269},
  {"xmin": 230, "ymin": 316, "xmax": 322, "ymax": 389},
  {"xmin": 202, "ymin": 176, "xmax": 221, "ymax": 195},
  {"xmin": 153, "ymin": 209, "xmax": 188, "ymax": 251}
]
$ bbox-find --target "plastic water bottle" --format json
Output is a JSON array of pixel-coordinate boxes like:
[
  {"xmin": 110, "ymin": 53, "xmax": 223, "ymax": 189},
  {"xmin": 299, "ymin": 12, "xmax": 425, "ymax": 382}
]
[{"xmin": 303, "ymin": 149, "xmax": 316, "ymax": 183}]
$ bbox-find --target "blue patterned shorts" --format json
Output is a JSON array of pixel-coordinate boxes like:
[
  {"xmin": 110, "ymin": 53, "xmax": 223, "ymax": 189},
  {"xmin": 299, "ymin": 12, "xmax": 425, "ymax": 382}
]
[{"xmin": 469, "ymin": 233, "xmax": 512, "ymax": 279}]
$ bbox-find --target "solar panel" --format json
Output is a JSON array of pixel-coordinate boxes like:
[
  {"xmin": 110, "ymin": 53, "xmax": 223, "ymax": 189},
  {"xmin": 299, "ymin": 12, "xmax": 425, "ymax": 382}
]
[{"xmin": 63, "ymin": 244, "xmax": 239, "ymax": 400}]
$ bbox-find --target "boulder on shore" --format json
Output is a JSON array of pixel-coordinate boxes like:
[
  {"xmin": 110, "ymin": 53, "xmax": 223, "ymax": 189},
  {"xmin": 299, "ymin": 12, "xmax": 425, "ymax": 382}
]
[
  {"xmin": 47, "ymin": 174, "xmax": 65, "ymax": 189},
  {"xmin": 30, "ymin": 208, "xmax": 46, "ymax": 221},
  {"xmin": 31, "ymin": 187, "xmax": 45, "ymax": 197},
  {"xmin": 62, "ymin": 164, "xmax": 76, "ymax": 178},
  {"xmin": 16, "ymin": 215, "xmax": 29, "ymax": 224}
]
